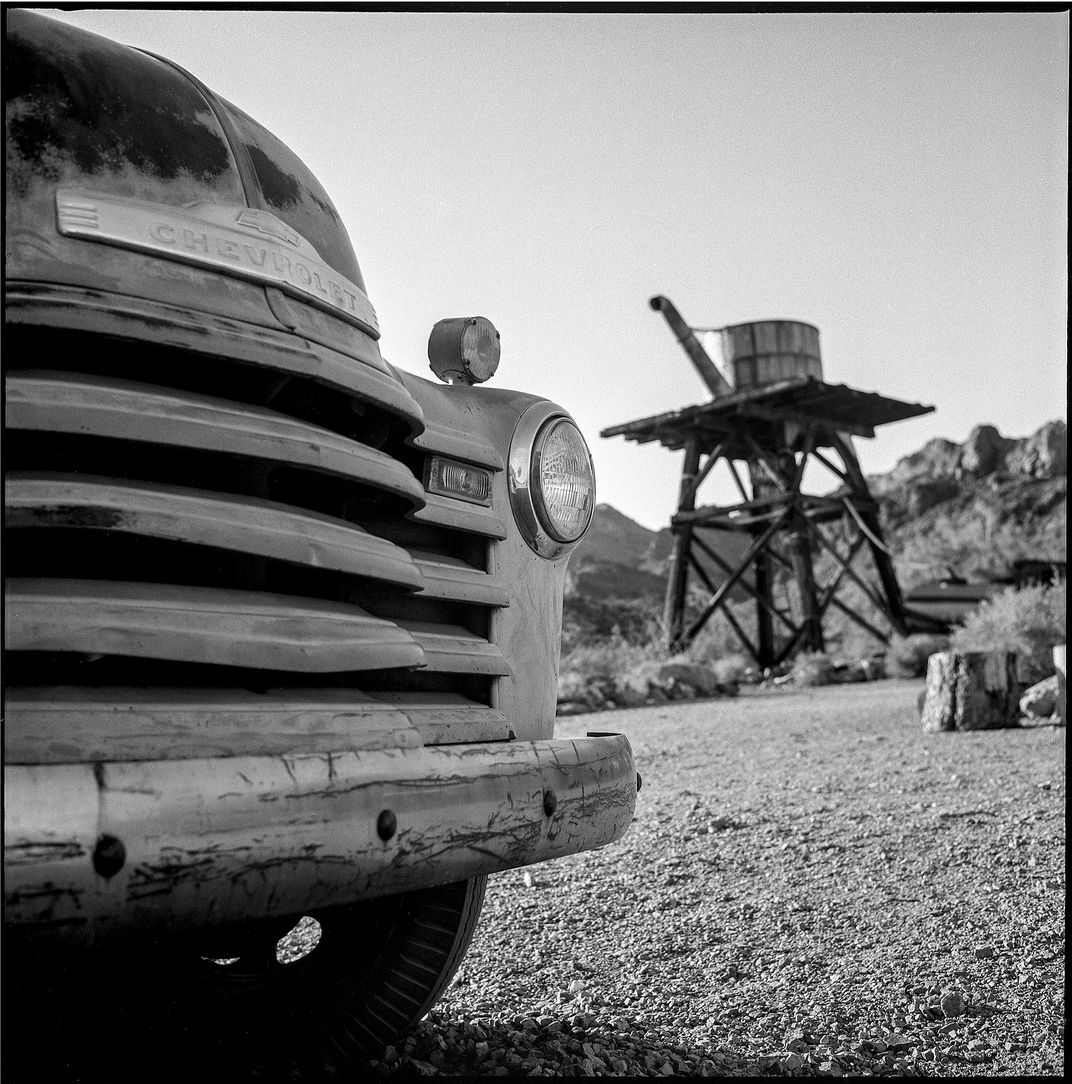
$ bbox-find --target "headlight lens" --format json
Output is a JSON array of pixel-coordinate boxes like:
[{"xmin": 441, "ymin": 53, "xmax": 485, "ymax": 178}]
[
  {"xmin": 532, "ymin": 418, "xmax": 595, "ymax": 543},
  {"xmin": 509, "ymin": 404, "xmax": 596, "ymax": 558}
]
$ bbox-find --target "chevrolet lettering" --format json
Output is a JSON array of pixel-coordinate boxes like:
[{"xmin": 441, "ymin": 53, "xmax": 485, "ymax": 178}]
[{"xmin": 56, "ymin": 189, "xmax": 379, "ymax": 335}]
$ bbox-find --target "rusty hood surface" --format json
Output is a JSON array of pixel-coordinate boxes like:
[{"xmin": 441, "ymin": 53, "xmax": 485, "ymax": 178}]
[{"xmin": 6, "ymin": 10, "xmax": 391, "ymax": 379}]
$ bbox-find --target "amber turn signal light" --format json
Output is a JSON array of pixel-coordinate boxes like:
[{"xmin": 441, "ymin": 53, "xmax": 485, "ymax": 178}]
[{"xmin": 425, "ymin": 455, "xmax": 494, "ymax": 506}]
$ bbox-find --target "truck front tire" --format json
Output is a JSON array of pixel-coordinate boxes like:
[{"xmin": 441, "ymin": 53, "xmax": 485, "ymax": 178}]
[
  {"xmin": 181, "ymin": 875, "xmax": 487, "ymax": 1069},
  {"xmin": 4, "ymin": 876, "xmax": 486, "ymax": 1078}
]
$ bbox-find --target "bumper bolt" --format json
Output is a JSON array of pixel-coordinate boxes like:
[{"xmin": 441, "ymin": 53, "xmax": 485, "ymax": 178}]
[
  {"xmin": 376, "ymin": 809, "xmax": 397, "ymax": 842},
  {"xmin": 543, "ymin": 789, "xmax": 558, "ymax": 817},
  {"xmin": 92, "ymin": 834, "xmax": 126, "ymax": 878}
]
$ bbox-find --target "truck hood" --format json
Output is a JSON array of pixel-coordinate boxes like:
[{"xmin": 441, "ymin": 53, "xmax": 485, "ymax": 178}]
[{"xmin": 6, "ymin": 10, "xmax": 389, "ymax": 381}]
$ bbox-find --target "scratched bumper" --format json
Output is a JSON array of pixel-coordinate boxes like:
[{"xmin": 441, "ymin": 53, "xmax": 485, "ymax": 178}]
[{"xmin": 4, "ymin": 734, "xmax": 636, "ymax": 945}]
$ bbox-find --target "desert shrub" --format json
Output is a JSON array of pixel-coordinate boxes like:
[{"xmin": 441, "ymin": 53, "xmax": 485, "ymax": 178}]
[
  {"xmin": 791, "ymin": 651, "xmax": 834, "ymax": 687},
  {"xmin": 823, "ymin": 616, "xmax": 888, "ymax": 663},
  {"xmin": 887, "ymin": 633, "xmax": 950, "ymax": 678},
  {"xmin": 616, "ymin": 665, "xmax": 659, "ymax": 704},
  {"xmin": 560, "ymin": 635, "xmax": 666, "ymax": 684},
  {"xmin": 561, "ymin": 597, "xmax": 662, "ymax": 652},
  {"xmin": 557, "ymin": 670, "xmax": 592, "ymax": 703},
  {"xmin": 707, "ymin": 652, "xmax": 750, "ymax": 684},
  {"xmin": 950, "ymin": 582, "xmax": 1066, "ymax": 683}
]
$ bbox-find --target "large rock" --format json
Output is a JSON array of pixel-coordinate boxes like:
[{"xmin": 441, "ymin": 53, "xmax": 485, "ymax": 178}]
[
  {"xmin": 1006, "ymin": 420, "xmax": 1067, "ymax": 480},
  {"xmin": 665, "ymin": 679, "xmax": 697, "ymax": 701},
  {"xmin": 556, "ymin": 701, "xmax": 591, "ymax": 716},
  {"xmin": 656, "ymin": 662, "xmax": 722, "ymax": 698},
  {"xmin": 829, "ymin": 662, "xmax": 868, "ymax": 684},
  {"xmin": 615, "ymin": 675, "xmax": 650, "ymax": 708},
  {"xmin": 586, "ymin": 677, "xmax": 617, "ymax": 709},
  {"xmin": 878, "ymin": 438, "xmax": 962, "ymax": 492},
  {"xmin": 1019, "ymin": 676, "xmax": 1059, "ymax": 719},
  {"xmin": 792, "ymin": 654, "xmax": 833, "ymax": 686},
  {"xmin": 958, "ymin": 424, "xmax": 1016, "ymax": 477}
]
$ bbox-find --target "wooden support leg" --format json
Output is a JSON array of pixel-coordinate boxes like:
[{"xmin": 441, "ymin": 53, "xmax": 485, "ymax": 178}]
[
  {"xmin": 831, "ymin": 434, "xmax": 909, "ymax": 636},
  {"xmin": 663, "ymin": 440, "xmax": 702, "ymax": 651},
  {"xmin": 754, "ymin": 546, "xmax": 776, "ymax": 669},
  {"xmin": 786, "ymin": 519, "xmax": 824, "ymax": 654}
]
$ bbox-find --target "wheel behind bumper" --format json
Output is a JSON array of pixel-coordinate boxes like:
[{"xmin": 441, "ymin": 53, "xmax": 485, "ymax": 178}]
[{"xmin": 5, "ymin": 876, "xmax": 486, "ymax": 1076}]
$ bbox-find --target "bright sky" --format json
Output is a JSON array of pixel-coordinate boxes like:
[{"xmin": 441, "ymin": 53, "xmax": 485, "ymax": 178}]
[{"xmin": 35, "ymin": 8, "xmax": 1068, "ymax": 530}]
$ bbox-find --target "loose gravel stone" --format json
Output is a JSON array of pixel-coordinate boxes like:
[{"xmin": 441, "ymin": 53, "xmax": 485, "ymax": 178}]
[{"xmin": 941, "ymin": 991, "xmax": 968, "ymax": 1018}]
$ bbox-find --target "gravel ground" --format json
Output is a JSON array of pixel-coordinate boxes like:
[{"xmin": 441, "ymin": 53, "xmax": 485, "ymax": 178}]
[
  {"xmin": 369, "ymin": 680, "xmax": 1065, "ymax": 1078},
  {"xmin": 11, "ymin": 680, "xmax": 1064, "ymax": 1080}
]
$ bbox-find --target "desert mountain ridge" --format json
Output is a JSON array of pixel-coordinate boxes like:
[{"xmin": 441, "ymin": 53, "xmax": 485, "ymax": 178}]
[{"xmin": 566, "ymin": 420, "xmax": 1066, "ymax": 631}]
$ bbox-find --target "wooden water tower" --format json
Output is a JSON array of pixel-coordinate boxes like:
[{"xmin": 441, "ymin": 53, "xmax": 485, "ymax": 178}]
[{"xmin": 602, "ymin": 296, "xmax": 937, "ymax": 667}]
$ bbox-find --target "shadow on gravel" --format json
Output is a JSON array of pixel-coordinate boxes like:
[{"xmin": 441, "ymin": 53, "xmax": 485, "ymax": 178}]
[
  {"xmin": 4, "ymin": 1005, "xmax": 761, "ymax": 1081},
  {"xmin": 360, "ymin": 1015, "xmax": 767, "ymax": 1079}
]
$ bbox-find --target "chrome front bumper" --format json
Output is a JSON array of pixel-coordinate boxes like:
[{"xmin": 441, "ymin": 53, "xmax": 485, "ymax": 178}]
[{"xmin": 4, "ymin": 734, "xmax": 636, "ymax": 944}]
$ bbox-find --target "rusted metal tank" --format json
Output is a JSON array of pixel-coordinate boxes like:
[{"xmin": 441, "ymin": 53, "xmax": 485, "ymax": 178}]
[{"xmin": 720, "ymin": 320, "xmax": 822, "ymax": 390}]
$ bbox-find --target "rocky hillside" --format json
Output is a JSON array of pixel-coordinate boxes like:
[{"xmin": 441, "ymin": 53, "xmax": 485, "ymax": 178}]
[
  {"xmin": 568, "ymin": 508, "xmax": 750, "ymax": 600},
  {"xmin": 871, "ymin": 420, "xmax": 1066, "ymax": 587},
  {"xmin": 565, "ymin": 420, "xmax": 1066, "ymax": 644},
  {"xmin": 565, "ymin": 505, "xmax": 668, "ymax": 604}
]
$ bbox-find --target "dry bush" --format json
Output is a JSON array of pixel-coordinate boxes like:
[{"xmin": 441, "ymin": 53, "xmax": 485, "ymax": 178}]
[
  {"xmin": 791, "ymin": 651, "xmax": 834, "ymax": 687},
  {"xmin": 887, "ymin": 633, "xmax": 950, "ymax": 678},
  {"xmin": 824, "ymin": 616, "xmax": 888, "ymax": 662},
  {"xmin": 950, "ymin": 581, "xmax": 1066, "ymax": 684},
  {"xmin": 560, "ymin": 622, "xmax": 750, "ymax": 699},
  {"xmin": 707, "ymin": 652, "xmax": 750, "ymax": 684},
  {"xmin": 560, "ymin": 636, "xmax": 667, "ymax": 685},
  {"xmin": 560, "ymin": 597, "xmax": 662, "ymax": 652}
]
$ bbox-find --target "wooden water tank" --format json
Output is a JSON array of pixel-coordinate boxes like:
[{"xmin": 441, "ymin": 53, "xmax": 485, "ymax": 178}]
[{"xmin": 721, "ymin": 320, "xmax": 822, "ymax": 390}]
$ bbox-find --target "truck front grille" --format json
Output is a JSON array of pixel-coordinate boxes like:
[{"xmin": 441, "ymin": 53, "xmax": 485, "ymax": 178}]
[{"xmin": 3, "ymin": 325, "xmax": 512, "ymax": 760}]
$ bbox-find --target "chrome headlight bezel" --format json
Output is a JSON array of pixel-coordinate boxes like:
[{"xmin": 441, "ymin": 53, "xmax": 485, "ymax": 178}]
[{"xmin": 508, "ymin": 402, "xmax": 595, "ymax": 559}]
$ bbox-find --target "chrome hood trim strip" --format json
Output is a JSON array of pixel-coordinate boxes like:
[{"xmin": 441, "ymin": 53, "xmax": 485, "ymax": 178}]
[{"xmin": 56, "ymin": 189, "xmax": 380, "ymax": 338}]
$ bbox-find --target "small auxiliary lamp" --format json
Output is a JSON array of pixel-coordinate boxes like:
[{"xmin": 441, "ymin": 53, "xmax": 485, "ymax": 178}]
[{"xmin": 428, "ymin": 317, "xmax": 501, "ymax": 385}]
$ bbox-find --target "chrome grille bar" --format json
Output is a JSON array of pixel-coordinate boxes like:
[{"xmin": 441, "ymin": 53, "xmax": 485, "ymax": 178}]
[
  {"xmin": 4, "ymin": 688, "xmax": 512, "ymax": 763},
  {"xmin": 5, "ymin": 579, "xmax": 425, "ymax": 672},
  {"xmin": 6, "ymin": 474, "xmax": 424, "ymax": 589},
  {"xmin": 6, "ymin": 372, "xmax": 426, "ymax": 507}
]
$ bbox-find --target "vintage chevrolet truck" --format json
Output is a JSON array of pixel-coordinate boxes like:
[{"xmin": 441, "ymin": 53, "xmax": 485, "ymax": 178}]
[{"xmin": 3, "ymin": 10, "xmax": 636, "ymax": 1064}]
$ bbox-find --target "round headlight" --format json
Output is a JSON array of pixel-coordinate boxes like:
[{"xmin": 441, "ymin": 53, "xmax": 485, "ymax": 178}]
[
  {"xmin": 509, "ymin": 404, "xmax": 595, "ymax": 558},
  {"xmin": 532, "ymin": 418, "xmax": 595, "ymax": 542}
]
